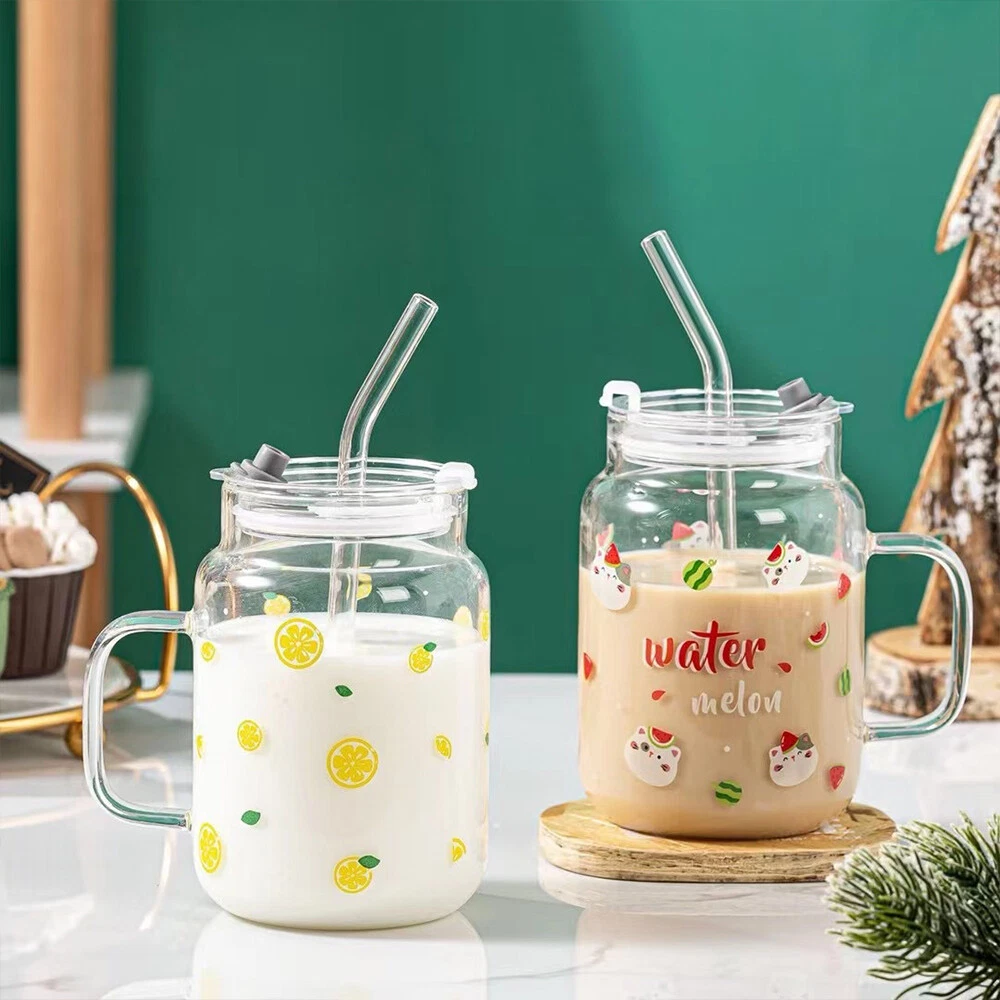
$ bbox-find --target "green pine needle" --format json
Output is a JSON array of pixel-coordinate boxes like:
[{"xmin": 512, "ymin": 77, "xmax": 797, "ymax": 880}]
[{"xmin": 827, "ymin": 814, "xmax": 1000, "ymax": 999}]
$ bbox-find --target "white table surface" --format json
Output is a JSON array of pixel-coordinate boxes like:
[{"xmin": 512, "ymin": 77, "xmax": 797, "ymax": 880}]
[{"xmin": 1, "ymin": 672, "xmax": 998, "ymax": 1000}]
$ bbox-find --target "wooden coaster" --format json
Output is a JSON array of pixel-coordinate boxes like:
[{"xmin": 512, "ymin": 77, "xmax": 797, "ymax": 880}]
[
  {"xmin": 539, "ymin": 799, "xmax": 895, "ymax": 883},
  {"xmin": 866, "ymin": 626, "xmax": 1000, "ymax": 721}
]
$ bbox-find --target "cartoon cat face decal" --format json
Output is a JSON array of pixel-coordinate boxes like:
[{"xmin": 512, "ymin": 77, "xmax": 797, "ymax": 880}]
[
  {"xmin": 624, "ymin": 725, "xmax": 681, "ymax": 787},
  {"xmin": 590, "ymin": 524, "xmax": 633, "ymax": 611},
  {"xmin": 670, "ymin": 520, "xmax": 711, "ymax": 550},
  {"xmin": 768, "ymin": 730, "xmax": 818, "ymax": 787},
  {"xmin": 762, "ymin": 540, "xmax": 810, "ymax": 589}
]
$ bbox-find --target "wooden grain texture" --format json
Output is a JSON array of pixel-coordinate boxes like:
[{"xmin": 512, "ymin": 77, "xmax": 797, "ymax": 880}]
[
  {"xmin": 80, "ymin": 0, "xmax": 113, "ymax": 378},
  {"xmin": 937, "ymin": 95, "xmax": 1000, "ymax": 252},
  {"xmin": 64, "ymin": 492, "xmax": 109, "ymax": 646},
  {"xmin": 866, "ymin": 625, "xmax": 1000, "ymax": 721},
  {"xmin": 539, "ymin": 799, "xmax": 895, "ymax": 883},
  {"xmin": 18, "ymin": 0, "xmax": 86, "ymax": 439}
]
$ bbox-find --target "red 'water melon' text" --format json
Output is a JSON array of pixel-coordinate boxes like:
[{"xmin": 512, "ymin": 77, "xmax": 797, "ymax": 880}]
[{"xmin": 644, "ymin": 620, "xmax": 766, "ymax": 674}]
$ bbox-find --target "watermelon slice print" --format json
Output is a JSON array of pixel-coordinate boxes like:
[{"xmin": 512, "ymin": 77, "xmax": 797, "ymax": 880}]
[
  {"xmin": 779, "ymin": 730, "xmax": 798, "ymax": 753},
  {"xmin": 649, "ymin": 727, "xmax": 674, "ymax": 748},
  {"xmin": 807, "ymin": 622, "xmax": 829, "ymax": 648}
]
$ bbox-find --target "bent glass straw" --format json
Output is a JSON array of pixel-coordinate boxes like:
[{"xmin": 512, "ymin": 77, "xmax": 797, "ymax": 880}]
[
  {"xmin": 328, "ymin": 294, "xmax": 439, "ymax": 619},
  {"xmin": 641, "ymin": 230, "xmax": 737, "ymax": 549}
]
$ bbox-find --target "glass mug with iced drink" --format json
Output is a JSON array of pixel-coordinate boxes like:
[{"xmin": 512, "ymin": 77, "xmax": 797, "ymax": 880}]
[
  {"xmin": 578, "ymin": 233, "xmax": 973, "ymax": 839},
  {"xmin": 83, "ymin": 297, "xmax": 491, "ymax": 928}
]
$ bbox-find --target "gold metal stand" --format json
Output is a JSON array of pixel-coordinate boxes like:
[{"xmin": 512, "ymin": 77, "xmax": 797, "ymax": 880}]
[{"xmin": 0, "ymin": 462, "xmax": 178, "ymax": 754}]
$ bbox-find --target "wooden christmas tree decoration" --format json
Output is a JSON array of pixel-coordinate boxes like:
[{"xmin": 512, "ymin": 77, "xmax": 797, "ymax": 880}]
[{"xmin": 867, "ymin": 96, "xmax": 1000, "ymax": 719}]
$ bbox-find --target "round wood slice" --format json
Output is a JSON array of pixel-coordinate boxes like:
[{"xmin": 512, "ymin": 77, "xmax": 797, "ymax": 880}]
[
  {"xmin": 538, "ymin": 799, "xmax": 895, "ymax": 883},
  {"xmin": 866, "ymin": 625, "xmax": 1000, "ymax": 721}
]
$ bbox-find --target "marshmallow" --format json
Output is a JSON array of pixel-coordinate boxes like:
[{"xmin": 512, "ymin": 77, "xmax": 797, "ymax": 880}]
[
  {"xmin": 6, "ymin": 525, "xmax": 50, "ymax": 568},
  {"xmin": 50, "ymin": 526, "xmax": 98, "ymax": 566},
  {"xmin": 0, "ymin": 494, "xmax": 98, "ymax": 568},
  {"xmin": 7, "ymin": 492, "xmax": 45, "ymax": 529}
]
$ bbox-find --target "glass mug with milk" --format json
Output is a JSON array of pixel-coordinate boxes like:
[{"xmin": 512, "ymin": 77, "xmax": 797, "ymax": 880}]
[
  {"xmin": 84, "ymin": 453, "xmax": 489, "ymax": 928},
  {"xmin": 83, "ymin": 297, "xmax": 490, "ymax": 929},
  {"xmin": 579, "ymin": 378, "xmax": 973, "ymax": 839}
]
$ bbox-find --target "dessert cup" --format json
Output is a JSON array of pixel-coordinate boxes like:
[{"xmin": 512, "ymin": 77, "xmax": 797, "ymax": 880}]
[{"xmin": 1, "ymin": 556, "xmax": 95, "ymax": 679}]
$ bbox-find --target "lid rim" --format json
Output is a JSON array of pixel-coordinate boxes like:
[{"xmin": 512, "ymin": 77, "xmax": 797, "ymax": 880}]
[
  {"xmin": 604, "ymin": 388, "xmax": 850, "ymax": 429},
  {"xmin": 211, "ymin": 457, "xmax": 475, "ymax": 501}
]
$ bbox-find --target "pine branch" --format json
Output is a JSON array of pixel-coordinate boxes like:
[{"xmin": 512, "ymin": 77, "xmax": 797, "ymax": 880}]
[{"xmin": 827, "ymin": 814, "xmax": 1000, "ymax": 1000}]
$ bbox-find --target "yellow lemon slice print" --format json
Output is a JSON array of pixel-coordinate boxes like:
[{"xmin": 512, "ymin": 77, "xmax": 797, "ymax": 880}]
[
  {"xmin": 357, "ymin": 573, "xmax": 372, "ymax": 600},
  {"xmin": 195, "ymin": 734, "xmax": 204, "ymax": 759},
  {"xmin": 408, "ymin": 642, "xmax": 436, "ymax": 673},
  {"xmin": 200, "ymin": 641, "xmax": 216, "ymax": 662},
  {"xmin": 451, "ymin": 837, "xmax": 466, "ymax": 863},
  {"xmin": 477, "ymin": 609, "xmax": 490, "ymax": 641},
  {"xmin": 237, "ymin": 719, "xmax": 263, "ymax": 751},
  {"xmin": 452, "ymin": 606, "xmax": 473, "ymax": 628},
  {"xmin": 434, "ymin": 734, "xmax": 452, "ymax": 759},
  {"xmin": 263, "ymin": 593, "xmax": 291, "ymax": 616},
  {"xmin": 274, "ymin": 617, "xmax": 324, "ymax": 669},
  {"xmin": 327, "ymin": 737, "xmax": 378, "ymax": 788},
  {"xmin": 333, "ymin": 854, "xmax": 380, "ymax": 893},
  {"xmin": 199, "ymin": 823, "xmax": 222, "ymax": 873}
]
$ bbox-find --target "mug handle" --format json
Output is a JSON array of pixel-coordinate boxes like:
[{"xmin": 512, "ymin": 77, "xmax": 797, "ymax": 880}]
[
  {"xmin": 865, "ymin": 532, "xmax": 973, "ymax": 742},
  {"xmin": 83, "ymin": 610, "xmax": 191, "ymax": 829}
]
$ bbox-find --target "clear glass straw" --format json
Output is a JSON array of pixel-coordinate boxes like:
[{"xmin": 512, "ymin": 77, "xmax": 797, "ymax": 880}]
[
  {"xmin": 641, "ymin": 230, "xmax": 737, "ymax": 549},
  {"xmin": 328, "ymin": 294, "xmax": 439, "ymax": 619}
]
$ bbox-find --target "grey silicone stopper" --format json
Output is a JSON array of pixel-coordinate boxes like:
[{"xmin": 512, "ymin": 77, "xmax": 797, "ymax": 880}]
[
  {"xmin": 230, "ymin": 443, "xmax": 289, "ymax": 482},
  {"xmin": 777, "ymin": 378, "xmax": 828, "ymax": 413}
]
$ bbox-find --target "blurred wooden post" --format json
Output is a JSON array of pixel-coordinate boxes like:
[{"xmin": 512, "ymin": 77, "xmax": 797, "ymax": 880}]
[
  {"xmin": 82, "ymin": 0, "xmax": 113, "ymax": 381},
  {"xmin": 19, "ymin": 0, "xmax": 114, "ymax": 644},
  {"xmin": 18, "ymin": 0, "xmax": 86, "ymax": 438}
]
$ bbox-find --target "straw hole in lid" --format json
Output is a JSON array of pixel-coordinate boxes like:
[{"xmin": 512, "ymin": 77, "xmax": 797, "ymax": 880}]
[{"xmin": 600, "ymin": 381, "xmax": 642, "ymax": 412}]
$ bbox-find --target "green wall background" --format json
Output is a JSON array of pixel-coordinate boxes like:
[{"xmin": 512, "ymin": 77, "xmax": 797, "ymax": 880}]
[{"xmin": 1, "ymin": 1, "xmax": 998, "ymax": 673}]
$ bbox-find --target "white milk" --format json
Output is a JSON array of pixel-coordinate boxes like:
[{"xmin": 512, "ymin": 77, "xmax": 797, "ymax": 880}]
[{"xmin": 191, "ymin": 611, "xmax": 489, "ymax": 929}]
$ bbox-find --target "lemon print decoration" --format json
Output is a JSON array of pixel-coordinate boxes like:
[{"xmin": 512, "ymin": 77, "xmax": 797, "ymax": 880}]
[
  {"xmin": 274, "ymin": 617, "xmax": 324, "ymax": 669},
  {"xmin": 408, "ymin": 642, "xmax": 437, "ymax": 673},
  {"xmin": 434, "ymin": 734, "xmax": 452, "ymax": 759},
  {"xmin": 263, "ymin": 592, "xmax": 291, "ymax": 616},
  {"xmin": 334, "ymin": 854, "xmax": 380, "ymax": 893},
  {"xmin": 451, "ymin": 837, "xmax": 467, "ymax": 863},
  {"xmin": 200, "ymin": 641, "xmax": 216, "ymax": 662},
  {"xmin": 199, "ymin": 823, "xmax": 222, "ymax": 873},
  {"xmin": 357, "ymin": 573, "xmax": 372, "ymax": 601},
  {"xmin": 452, "ymin": 606, "xmax": 473, "ymax": 628},
  {"xmin": 478, "ymin": 609, "xmax": 491, "ymax": 641},
  {"xmin": 237, "ymin": 719, "xmax": 263, "ymax": 752},
  {"xmin": 327, "ymin": 737, "xmax": 379, "ymax": 788},
  {"xmin": 195, "ymin": 734, "xmax": 204, "ymax": 759}
]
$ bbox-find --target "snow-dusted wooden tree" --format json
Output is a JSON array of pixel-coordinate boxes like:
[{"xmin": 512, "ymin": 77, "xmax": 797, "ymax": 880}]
[
  {"xmin": 867, "ymin": 96, "xmax": 1000, "ymax": 719},
  {"xmin": 903, "ymin": 95, "xmax": 999, "ymax": 646}
]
